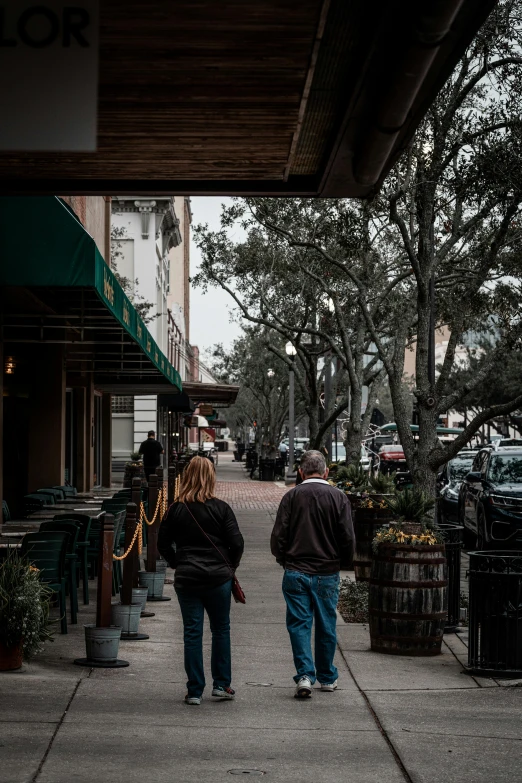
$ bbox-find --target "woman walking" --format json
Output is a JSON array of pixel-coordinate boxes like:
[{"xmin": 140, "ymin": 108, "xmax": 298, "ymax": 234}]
[{"xmin": 158, "ymin": 456, "xmax": 244, "ymax": 705}]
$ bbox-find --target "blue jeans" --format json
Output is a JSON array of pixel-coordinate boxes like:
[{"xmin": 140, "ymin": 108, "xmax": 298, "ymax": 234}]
[
  {"xmin": 175, "ymin": 579, "xmax": 232, "ymax": 698},
  {"xmin": 282, "ymin": 570, "xmax": 340, "ymax": 685}
]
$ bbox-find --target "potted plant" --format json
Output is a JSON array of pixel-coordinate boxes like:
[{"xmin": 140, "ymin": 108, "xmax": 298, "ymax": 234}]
[
  {"xmin": 123, "ymin": 451, "xmax": 146, "ymax": 488},
  {"xmin": 352, "ymin": 472, "xmax": 396, "ymax": 583},
  {"xmin": 367, "ymin": 470, "xmax": 397, "ymax": 497},
  {"xmin": 369, "ymin": 488, "xmax": 448, "ymax": 657},
  {"xmin": 381, "ymin": 487, "xmax": 436, "ymax": 536},
  {"xmin": 334, "ymin": 464, "xmax": 368, "ymax": 507},
  {"xmin": 0, "ymin": 552, "xmax": 54, "ymax": 671}
]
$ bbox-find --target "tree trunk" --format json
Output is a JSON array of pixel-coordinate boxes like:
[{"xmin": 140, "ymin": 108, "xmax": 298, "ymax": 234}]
[
  {"xmin": 412, "ymin": 403, "xmax": 438, "ymax": 496},
  {"xmin": 308, "ymin": 406, "xmax": 319, "ymax": 448},
  {"xmin": 344, "ymin": 386, "xmax": 362, "ymax": 466}
]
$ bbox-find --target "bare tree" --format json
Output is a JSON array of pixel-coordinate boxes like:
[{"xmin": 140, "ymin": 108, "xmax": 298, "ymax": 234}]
[{"xmin": 236, "ymin": 3, "xmax": 522, "ymax": 491}]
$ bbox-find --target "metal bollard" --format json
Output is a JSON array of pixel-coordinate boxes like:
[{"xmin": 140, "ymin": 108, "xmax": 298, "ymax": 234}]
[
  {"xmin": 131, "ymin": 476, "xmax": 142, "ymax": 508},
  {"xmin": 146, "ymin": 473, "xmax": 159, "ymax": 573},
  {"xmin": 439, "ymin": 523, "xmax": 464, "ymax": 633},
  {"xmin": 96, "ymin": 513, "xmax": 115, "ymax": 628},
  {"xmin": 118, "ymin": 501, "xmax": 149, "ymax": 641},
  {"xmin": 74, "ymin": 513, "xmax": 129, "ymax": 668},
  {"xmin": 168, "ymin": 464, "xmax": 177, "ymax": 506}
]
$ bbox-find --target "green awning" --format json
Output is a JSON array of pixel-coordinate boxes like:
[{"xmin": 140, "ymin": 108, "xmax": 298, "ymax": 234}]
[
  {"xmin": 0, "ymin": 196, "xmax": 181, "ymax": 392},
  {"xmin": 380, "ymin": 423, "xmax": 464, "ymax": 435}
]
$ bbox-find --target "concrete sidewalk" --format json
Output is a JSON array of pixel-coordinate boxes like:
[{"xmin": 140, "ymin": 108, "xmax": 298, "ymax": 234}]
[{"xmin": 2, "ymin": 456, "xmax": 522, "ymax": 782}]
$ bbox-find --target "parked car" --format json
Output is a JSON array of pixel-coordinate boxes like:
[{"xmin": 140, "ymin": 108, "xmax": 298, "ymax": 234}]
[
  {"xmin": 378, "ymin": 444, "xmax": 411, "ymax": 485},
  {"xmin": 436, "ymin": 450, "xmax": 478, "ymax": 523},
  {"xmin": 360, "ymin": 446, "xmax": 371, "ymax": 472},
  {"xmin": 494, "ymin": 438, "xmax": 522, "ymax": 449},
  {"xmin": 458, "ymin": 447, "xmax": 522, "ymax": 549},
  {"xmin": 330, "ymin": 443, "xmax": 371, "ymax": 471}
]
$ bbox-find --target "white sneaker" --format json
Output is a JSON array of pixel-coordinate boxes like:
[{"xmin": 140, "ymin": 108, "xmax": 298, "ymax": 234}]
[
  {"xmin": 212, "ymin": 686, "xmax": 235, "ymax": 700},
  {"xmin": 294, "ymin": 676, "xmax": 313, "ymax": 698},
  {"xmin": 319, "ymin": 680, "xmax": 338, "ymax": 692},
  {"xmin": 185, "ymin": 695, "xmax": 201, "ymax": 705}
]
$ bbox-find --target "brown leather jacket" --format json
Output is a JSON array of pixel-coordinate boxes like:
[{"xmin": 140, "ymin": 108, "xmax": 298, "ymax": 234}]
[{"xmin": 271, "ymin": 479, "xmax": 355, "ymax": 574}]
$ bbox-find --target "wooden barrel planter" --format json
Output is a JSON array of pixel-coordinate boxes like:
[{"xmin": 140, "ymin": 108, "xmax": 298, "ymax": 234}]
[
  {"xmin": 345, "ymin": 493, "xmax": 365, "ymax": 510},
  {"xmin": 369, "ymin": 542, "xmax": 448, "ymax": 656},
  {"xmin": 123, "ymin": 461, "xmax": 146, "ymax": 489},
  {"xmin": 353, "ymin": 505, "xmax": 395, "ymax": 582}
]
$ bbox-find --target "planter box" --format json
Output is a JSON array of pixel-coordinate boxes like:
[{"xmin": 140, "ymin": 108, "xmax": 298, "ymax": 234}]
[{"xmin": 369, "ymin": 542, "xmax": 447, "ymax": 656}]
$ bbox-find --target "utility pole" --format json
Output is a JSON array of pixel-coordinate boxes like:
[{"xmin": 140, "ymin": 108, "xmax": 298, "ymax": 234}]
[
  {"xmin": 285, "ymin": 342, "xmax": 297, "ymax": 484},
  {"xmin": 324, "ymin": 351, "xmax": 332, "ymax": 461}
]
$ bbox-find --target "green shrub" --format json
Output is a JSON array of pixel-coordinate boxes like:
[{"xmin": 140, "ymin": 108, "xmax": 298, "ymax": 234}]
[
  {"xmin": 0, "ymin": 552, "xmax": 54, "ymax": 659},
  {"xmin": 384, "ymin": 487, "xmax": 435, "ymax": 522},
  {"xmin": 368, "ymin": 472, "xmax": 396, "ymax": 494},
  {"xmin": 336, "ymin": 463, "xmax": 368, "ymax": 492}
]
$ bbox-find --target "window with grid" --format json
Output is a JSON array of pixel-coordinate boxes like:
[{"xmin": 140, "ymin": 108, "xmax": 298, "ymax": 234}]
[{"xmin": 112, "ymin": 396, "xmax": 134, "ymax": 414}]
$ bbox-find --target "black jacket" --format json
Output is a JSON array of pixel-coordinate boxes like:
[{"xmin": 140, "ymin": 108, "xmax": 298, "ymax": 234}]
[
  {"xmin": 158, "ymin": 498, "xmax": 244, "ymax": 589},
  {"xmin": 271, "ymin": 479, "xmax": 354, "ymax": 574},
  {"xmin": 139, "ymin": 438, "xmax": 163, "ymax": 467}
]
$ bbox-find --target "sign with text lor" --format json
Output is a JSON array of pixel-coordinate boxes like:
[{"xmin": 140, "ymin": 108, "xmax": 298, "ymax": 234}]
[{"xmin": 0, "ymin": 1, "xmax": 99, "ymax": 150}]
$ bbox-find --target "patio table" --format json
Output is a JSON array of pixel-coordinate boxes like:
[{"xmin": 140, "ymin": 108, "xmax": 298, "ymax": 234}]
[
  {"xmin": 34, "ymin": 512, "xmax": 102, "ymax": 520},
  {"xmin": 5, "ymin": 519, "xmax": 48, "ymax": 527}
]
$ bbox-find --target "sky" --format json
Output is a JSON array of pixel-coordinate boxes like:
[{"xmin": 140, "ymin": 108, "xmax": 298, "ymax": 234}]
[{"xmin": 189, "ymin": 197, "xmax": 244, "ymax": 357}]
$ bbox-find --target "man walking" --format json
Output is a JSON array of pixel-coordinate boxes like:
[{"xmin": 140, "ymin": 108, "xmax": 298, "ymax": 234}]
[
  {"xmin": 139, "ymin": 430, "xmax": 164, "ymax": 481},
  {"xmin": 279, "ymin": 440, "xmax": 288, "ymax": 465},
  {"xmin": 271, "ymin": 450, "xmax": 354, "ymax": 698}
]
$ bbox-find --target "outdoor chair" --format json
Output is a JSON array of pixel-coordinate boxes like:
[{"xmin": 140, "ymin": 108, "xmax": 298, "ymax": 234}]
[
  {"xmin": 32, "ymin": 490, "xmax": 57, "ymax": 505},
  {"xmin": 102, "ymin": 499, "xmax": 127, "ymax": 513},
  {"xmin": 39, "ymin": 521, "xmax": 80, "ymax": 624},
  {"xmin": 54, "ymin": 514, "xmax": 92, "ymax": 605},
  {"xmin": 113, "ymin": 489, "xmax": 132, "ymax": 498},
  {"xmin": 101, "ymin": 500, "xmax": 130, "ymax": 547},
  {"xmin": 38, "ymin": 487, "xmax": 66, "ymax": 502},
  {"xmin": 2, "ymin": 500, "xmax": 10, "ymax": 522},
  {"xmin": 23, "ymin": 494, "xmax": 47, "ymax": 516},
  {"xmin": 113, "ymin": 488, "xmax": 145, "ymax": 501},
  {"xmin": 53, "ymin": 485, "xmax": 77, "ymax": 496},
  {"xmin": 21, "ymin": 531, "xmax": 69, "ymax": 634}
]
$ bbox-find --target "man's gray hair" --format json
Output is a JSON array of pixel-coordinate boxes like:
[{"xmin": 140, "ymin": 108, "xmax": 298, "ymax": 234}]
[{"xmin": 300, "ymin": 450, "xmax": 327, "ymax": 477}]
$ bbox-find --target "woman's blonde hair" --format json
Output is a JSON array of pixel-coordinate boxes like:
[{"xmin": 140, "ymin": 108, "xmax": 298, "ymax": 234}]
[{"xmin": 178, "ymin": 456, "xmax": 216, "ymax": 503}]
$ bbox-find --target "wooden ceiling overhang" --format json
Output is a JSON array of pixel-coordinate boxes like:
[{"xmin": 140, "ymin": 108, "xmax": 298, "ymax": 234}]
[{"xmin": 0, "ymin": 0, "xmax": 495, "ymax": 198}]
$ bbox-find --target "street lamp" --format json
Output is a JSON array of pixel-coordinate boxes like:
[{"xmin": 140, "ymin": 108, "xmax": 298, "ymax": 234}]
[{"xmin": 285, "ymin": 342, "xmax": 297, "ymax": 484}]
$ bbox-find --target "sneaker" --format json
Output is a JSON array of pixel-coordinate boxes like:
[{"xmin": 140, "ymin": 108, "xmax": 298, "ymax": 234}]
[
  {"xmin": 294, "ymin": 676, "xmax": 313, "ymax": 699},
  {"xmin": 212, "ymin": 686, "xmax": 235, "ymax": 700},
  {"xmin": 184, "ymin": 695, "xmax": 201, "ymax": 706},
  {"xmin": 319, "ymin": 680, "xmax": 338, "ymax": 692}
]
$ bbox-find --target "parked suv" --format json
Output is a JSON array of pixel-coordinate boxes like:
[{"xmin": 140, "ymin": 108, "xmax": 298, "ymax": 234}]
[{"xmin": 458, "ymin": 447, "xmax": 522, "ymax": 549}]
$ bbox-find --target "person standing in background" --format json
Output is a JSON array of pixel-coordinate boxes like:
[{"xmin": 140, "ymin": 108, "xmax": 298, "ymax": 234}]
[
  {"xmin": 279, "ymin": 440, "xmax": 289, "ymax": 465},
  {"xmin": 139, "ymin": 430, "xmax": 164, "ymax": 481}
]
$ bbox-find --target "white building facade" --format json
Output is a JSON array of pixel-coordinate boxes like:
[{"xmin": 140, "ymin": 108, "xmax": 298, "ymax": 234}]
[{"xmin": 111, "ymin": 197, "xmax": 182, "ymax": 460}]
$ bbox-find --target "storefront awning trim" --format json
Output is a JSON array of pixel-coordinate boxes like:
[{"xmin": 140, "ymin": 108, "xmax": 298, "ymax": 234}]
[{"xmin": 0, "ymin": 197, "xmax": 181, "ymax": 392}]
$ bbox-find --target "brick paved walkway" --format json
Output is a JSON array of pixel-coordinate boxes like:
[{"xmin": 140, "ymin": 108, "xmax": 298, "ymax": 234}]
[
  {"xmin": 214, "ymin": 451, "xmax": 289, "ymax": 510},
  {"xmin": 215, "ymin": 480, "xmax": 288, "ymax": 510}
]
